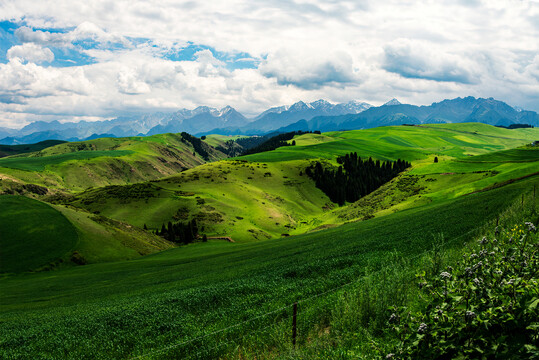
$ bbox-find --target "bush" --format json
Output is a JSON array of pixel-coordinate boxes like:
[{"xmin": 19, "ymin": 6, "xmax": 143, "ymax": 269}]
[{"xmin": 387, "ymin": 222, "xmax": 539, "ymax": 359}]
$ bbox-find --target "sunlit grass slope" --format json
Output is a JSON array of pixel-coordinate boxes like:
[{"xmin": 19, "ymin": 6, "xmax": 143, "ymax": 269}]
[
  {"xmin": 0, "ymin": 176, "xmax": 536, "ymax": 359},
  {"xmin": 0, "ymin": 133, "xmax": 227, "ymax": 192},
  {"xmin": 68, "ymin": 124, "xmax": 539, "ymax": 242}
]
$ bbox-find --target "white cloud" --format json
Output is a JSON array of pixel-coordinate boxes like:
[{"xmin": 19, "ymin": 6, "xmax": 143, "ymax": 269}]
[
  {"xmin": 260, "ymin": 48, "xmax": 361, "ymax": 89},
  {"xmin": 382, "ymin": 40, "xmax": 479, "ymax": 84},
  {"xmin": 7, "ymin": 43, "xmax": 54, "ymax": 64},
  {"xmin": 0, "ymin": 0, "xmax": 538, "ymax": 127}
]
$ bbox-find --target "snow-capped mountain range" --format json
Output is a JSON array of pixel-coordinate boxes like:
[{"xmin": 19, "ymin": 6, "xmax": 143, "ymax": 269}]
[
  {"xmin": 0, "ymin": 99, "xmax": 373, "ymax": 144},
  {"xmin": 0, "ymin": 97, "xmax": 537, "ymax": 144}
]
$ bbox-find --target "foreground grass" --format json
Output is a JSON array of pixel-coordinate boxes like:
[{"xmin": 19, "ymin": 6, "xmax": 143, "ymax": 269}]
[
  {"xmin": 0, "ymin": 177, "xmax": 536, "ymax": 359},
  {"xmin": 256, "ymin": 187, "xmax": 539, "ymax": 360}
]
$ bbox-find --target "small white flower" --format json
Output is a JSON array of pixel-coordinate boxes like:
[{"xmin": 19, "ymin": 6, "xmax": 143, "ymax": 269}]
[
  {"xmin": 418, "ymin": 323, "xmax": 428, "ymax": 334},
  {"xmin": 440, "ymin": 271, "xmax": 452, "ymax": 279},
  {"xmin": 465, "ymin": 311, "xmax": 477, "ymax": 320}
]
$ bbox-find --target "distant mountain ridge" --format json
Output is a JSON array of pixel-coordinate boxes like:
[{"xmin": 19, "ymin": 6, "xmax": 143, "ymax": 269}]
[
  {"xmin": 0, "ymin": 97, "xmax": 537, "ymax": 144},
  {"xmin": 272, "ymin": 97, "xmax": 539, "ymax": 133},
  {"xmin": 0, "ymin": 99, "xmax": 372, "ymax": 144}
]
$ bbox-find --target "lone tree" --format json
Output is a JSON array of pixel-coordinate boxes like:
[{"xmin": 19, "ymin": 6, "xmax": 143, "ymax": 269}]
[{"xmin": 434, "ymin": 156, "xmax": 439, "ymax": 163}]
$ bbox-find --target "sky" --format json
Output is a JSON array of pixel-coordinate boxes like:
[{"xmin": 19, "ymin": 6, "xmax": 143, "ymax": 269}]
[{"xmin": 0, "ymin": 0, "xmax": 538, "ymax": 128}]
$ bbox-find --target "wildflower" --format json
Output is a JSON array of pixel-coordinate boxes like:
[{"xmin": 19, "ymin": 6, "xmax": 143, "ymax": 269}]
[
  {"xmin": 495, "ymin": 226, "xmax": 500, "ymax": 235},
  {"xmin": 489, "ymin": 251, "xmax": 495, "ymax": 256},
  {"xmin": 470, "ymin": 253, "xmax": 478, "ymax": 259},
  {"xmin": 508, "ymin": 279, "xmax": 515, "ymax": 285},
  {"xmin": 417, "ymin": 323, "xmax": 428, "ymax": 334},
  {"xmin": 473, "ymin": 261, "xmax": 483, "ymax": 270},
  {"xmin": 465, "ymin": 267, "xmax": 473, "ymax": 276},
  {"xmin": 495, "ymin": 270, "xmax": 502, "ymax": 275},
  {"xmin": 479, "ymin": 237, "xmax": 488, "ymax": 245},
  {"xmin": 440, "ymin": 271, "xmax": 452, "ymax": 279},
  {"xmin": 389, "ymin": 313, "xmax": 398, "ymax": 323},
  {"xmin": 465, "ymin": 311, "xmax": 477, "ymax": 320},
  {"xmin": 386, "ymin": 353, "xmax": 395, "ymax": 359},
  {"xmin": 473, "ymin": 278, "xmax": 481, "ymax": 286},
  {"xmin": 525, "ymin": 222, "xmax": 536, "ymax": 232}
]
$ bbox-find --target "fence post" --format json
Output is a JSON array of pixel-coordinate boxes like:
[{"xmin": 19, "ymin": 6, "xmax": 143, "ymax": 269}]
[{"xmin": 292, "ymin": 302, "xmax": 298, "ymax": 348}]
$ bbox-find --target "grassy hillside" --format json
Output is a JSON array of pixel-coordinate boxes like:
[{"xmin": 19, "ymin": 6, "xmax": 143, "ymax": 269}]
[
  {"xmin": 0, "ymin": 133, "xmax": 228, "ymax": 193},
  {"xmin": 0, "ymin": 195, "xmax": 175, "ymax": 273},
  {"xmin": 65, "ymin": 124, "xmax": 539, "ymax": 242},
  {"xmin": 55, "ymin": 205, "xmax": 175, "ymax": 265},
  {"xmin": 0, "ymin": 176, "xmax": 536, "ymax": 359},
  {"xmin": 0, "ymin": 195, "xmax": 78, "ymax": 273}
]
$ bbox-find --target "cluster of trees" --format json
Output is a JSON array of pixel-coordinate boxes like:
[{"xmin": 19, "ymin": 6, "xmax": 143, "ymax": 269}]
[
  {"xmin": 180, "ymin": 132, "xmax": 210, "ymax": 160},
  {"xmin": 305, "ymin": 152, "xmax": 411, "ymax": 205},
  {"xmin": 154, "ymin": 219, "xmax": 200, "ymax": 244},
  {"xmin": 241, "ymin": 131, "xmax": 312, "ymax": 156}
]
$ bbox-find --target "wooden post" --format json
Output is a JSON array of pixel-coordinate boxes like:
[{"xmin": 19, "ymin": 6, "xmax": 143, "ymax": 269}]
[
  {"xmin": 292, "ymin": 302, "xmax": 298, "ymax": 348},
  {"xmin": 496, "ymin": 216, "xmax": 499, "ymax": 227}
]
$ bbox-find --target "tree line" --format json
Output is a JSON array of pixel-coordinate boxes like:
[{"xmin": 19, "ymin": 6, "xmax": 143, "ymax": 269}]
[
  {"xmin": 154, "ymin": 219, "xmax": 201, "ymax": 244},
  {"xmin": 181, "ymin": 132, "xmax": 210, "ymax": 160},
  {"xmin": 305, "ymin": 152, "xmax": 411, "ymax": 205},
  {"xmin": 241, "ymin": 131, "xmax": 318, "ymax": 156}
]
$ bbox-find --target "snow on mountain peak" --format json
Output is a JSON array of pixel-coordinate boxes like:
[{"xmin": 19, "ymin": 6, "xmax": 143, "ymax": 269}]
[{"xmin": 383, "ymin": 98, "xmax": 402, "ymax": 106}]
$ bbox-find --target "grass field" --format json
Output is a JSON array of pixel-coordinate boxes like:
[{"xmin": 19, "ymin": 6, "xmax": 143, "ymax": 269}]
[
  {"xmin": 0, "ymin": 176, "xmax": 536, "ymax": 359},
  {"xmin": 0, "ymin": 195, "xmax": 78, "ymax": 273}
]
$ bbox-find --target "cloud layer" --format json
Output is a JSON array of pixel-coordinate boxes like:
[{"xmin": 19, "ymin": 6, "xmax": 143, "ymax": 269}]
[{"xmin": 0, "ymin": 0, "xmax": 537, "ymax": 128}]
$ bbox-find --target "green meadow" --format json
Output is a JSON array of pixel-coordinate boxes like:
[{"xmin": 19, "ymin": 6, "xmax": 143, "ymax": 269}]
[{"xmin": 0, "ymin": 123, "xmax": 538, "ymax": 359}]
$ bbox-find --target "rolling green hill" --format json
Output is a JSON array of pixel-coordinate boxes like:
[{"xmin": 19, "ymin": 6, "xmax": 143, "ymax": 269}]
[
  {"xmin": 65, "ymin": 124, "xmax": 539, "ymax": 242},
  {"xmin": 0, "ymin": 195, "xmax": 175, "ymax": 273},
  {"xmin": 0, "ymin": 133, "xmax": 228, "ymax": 194}
]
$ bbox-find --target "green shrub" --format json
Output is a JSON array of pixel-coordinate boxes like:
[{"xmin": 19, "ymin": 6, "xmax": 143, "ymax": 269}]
[{"xmin": 387, "ymin": 222, "xmax": 539, "ymax": 359}]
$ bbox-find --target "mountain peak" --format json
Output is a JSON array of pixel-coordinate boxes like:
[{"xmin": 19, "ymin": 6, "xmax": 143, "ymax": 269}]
[
  {"xmin": 383, "ymin": 98, "xmax": 402, "ymax": 106},
  {"xmin": 289, "ymin": 101, "xmax": 313, "ymax": 111},
  {"xmin": 309, "ymin": 99, "xmax": 332, "ymax": 108}
]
